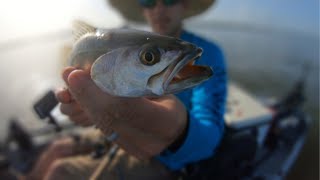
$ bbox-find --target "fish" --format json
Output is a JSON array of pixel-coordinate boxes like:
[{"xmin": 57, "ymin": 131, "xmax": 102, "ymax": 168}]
[{"xmin": 68, "ymin": 21, "xmax": 213, "ymax": 97}]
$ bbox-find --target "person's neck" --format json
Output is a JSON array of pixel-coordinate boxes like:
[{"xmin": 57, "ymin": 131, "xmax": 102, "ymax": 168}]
[
  {"xmin": 170, "ymin": 24, "xmax": 183, "ymax": 38},
  {"xmin": 172, "ymin": 27, "xmax": 182, "ymax": 38},
  {"xmin": 159, "ymin": 23, "xmax": 183, "ymax": 38}
]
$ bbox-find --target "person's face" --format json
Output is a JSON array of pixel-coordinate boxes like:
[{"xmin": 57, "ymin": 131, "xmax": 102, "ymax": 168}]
[{"xmin": 140, "ymin": 0, "xmax": 186, "ymax": 36}]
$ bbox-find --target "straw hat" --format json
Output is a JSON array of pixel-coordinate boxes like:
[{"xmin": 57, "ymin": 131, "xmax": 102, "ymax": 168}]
[{"xmin": 108, "ymin": 0, "xmax": 215, "ymax": 23}]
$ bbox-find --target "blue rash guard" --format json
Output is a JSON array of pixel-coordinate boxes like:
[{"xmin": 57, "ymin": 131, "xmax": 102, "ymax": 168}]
[{"xmin": 157, "ymin": 30, "xmax": 228, "ymax": 170}]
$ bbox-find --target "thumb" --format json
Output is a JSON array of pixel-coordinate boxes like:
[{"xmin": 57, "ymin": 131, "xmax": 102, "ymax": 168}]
[{"xmin": 67, "ymin": 69, "xmax": 112, "ymax": 112}]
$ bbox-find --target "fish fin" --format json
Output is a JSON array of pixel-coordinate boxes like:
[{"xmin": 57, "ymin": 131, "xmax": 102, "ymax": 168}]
[{"xmin": 72, "ymin": 20, "xmax": 97, "ymax": 42}]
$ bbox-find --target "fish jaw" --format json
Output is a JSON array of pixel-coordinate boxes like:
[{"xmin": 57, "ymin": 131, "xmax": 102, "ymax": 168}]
[
  {"xmin": 164, "ymin": 47, "xmax": 213, "ymax": 94},
  {"xmin": 166, "ymin": 65, "xmax": 213, "ymax": 94},
  {"xmin": 147, "ymin": 46, "xmax": 213, "ymax": 95}
]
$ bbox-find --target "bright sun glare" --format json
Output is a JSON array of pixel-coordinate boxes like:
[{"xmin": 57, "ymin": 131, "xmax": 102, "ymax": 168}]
[{"xmin": 0, "ymin": 0, "xmax": 124, "ymax": 42}]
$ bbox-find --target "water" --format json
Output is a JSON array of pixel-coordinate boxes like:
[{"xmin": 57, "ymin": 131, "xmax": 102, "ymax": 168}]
[
  {"xmin": 188, "ymin": 25, "xmax": 319, "ymax": 103},
  {"xmin": 0, "ymin": 26, "xmax": 318, "ymax": 179}
]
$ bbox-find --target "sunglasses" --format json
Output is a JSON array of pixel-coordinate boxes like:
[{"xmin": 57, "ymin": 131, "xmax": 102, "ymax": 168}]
[{"xmin": 139, "ymin": 0, "xmax": 180, "ymax": 8}]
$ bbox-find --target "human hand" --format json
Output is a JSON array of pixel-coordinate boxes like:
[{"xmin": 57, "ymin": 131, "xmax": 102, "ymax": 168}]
[{"xmin": 56, "ymin": 67, "xmax": 188, "ymax": 159}]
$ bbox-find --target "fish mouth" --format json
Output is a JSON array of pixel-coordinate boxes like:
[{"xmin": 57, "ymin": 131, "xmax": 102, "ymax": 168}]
[{"xmin": 163, "ymin": 47, "xmax": 213, "ymax": 94}]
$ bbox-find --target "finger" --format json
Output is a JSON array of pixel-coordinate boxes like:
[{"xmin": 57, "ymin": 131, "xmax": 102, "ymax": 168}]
[
  {"xmin": 67, "ymin": 69, "xmax": 114, "ymax": 112},
  {"xmin": 55, "ymin": 88, "xmax": 73, "ymax": 104},
  {"xmin": 69, "ymin": 112, "xmax": 93, "ymax": 127},
  {"xmin": 60, "ymin": 102, "xmax": 83, "ymax": 116},
  {"xmin": 62, "ymin": 66, "xmax": 77, "ymax": 85}
]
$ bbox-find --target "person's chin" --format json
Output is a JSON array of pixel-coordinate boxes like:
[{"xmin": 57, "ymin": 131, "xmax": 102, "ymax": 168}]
[{"xmin": 153, "ymin": 25, "xmax": 169, "ymax": 35}]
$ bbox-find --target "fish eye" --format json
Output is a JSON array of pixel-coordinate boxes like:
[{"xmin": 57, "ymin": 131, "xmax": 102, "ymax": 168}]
[
  {"xmin": 145, "ymin": 52, "xmax": 154, "ymax": 62},
  {"xmin": 140, "ymin": 48, "xmax": 160, "ymax": 65}
]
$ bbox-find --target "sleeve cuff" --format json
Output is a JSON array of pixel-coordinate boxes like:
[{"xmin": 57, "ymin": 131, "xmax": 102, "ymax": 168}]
[{"xmin": 157, "ymin": 113, "xmax": 223, "ymax": 170}]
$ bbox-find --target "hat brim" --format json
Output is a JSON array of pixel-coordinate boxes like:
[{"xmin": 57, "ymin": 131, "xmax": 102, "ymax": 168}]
[{"xmin": 109, "ymin": 0, "xmax": 215, "ymax": 23}]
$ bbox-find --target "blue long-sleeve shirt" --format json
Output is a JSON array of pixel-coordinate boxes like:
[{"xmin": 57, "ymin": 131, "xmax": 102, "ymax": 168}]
[{"xmin": 157, "ymin": 30, "xmax": 228, "ymax": 170}]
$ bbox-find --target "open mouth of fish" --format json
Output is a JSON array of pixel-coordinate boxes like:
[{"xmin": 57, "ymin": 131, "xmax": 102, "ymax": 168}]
[{"xmin": 162, "ymin": 48, "xmax": 213, "ymax": 94}]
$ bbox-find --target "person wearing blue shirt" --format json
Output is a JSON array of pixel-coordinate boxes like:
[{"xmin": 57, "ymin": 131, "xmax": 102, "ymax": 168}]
[{"xmin": 23, "ymin": 0, "xmax": 227, "ymax": 179}]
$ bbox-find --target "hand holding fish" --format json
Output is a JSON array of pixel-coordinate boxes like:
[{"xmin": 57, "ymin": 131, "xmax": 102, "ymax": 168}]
[{"xmin": 56, "ymin": 67, "xmax": 188, "ymax": 159}]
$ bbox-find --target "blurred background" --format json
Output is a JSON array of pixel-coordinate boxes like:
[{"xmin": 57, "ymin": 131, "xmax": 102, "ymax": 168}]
[{"xmin": 0, "ymin": 0, "xmax": 318, "ymax": 179}]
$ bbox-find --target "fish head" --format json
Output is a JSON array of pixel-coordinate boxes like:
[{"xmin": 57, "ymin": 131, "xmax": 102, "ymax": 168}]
[{"xmin": 91, "ymin": 31, "xmax": 212, "ymax": 97}]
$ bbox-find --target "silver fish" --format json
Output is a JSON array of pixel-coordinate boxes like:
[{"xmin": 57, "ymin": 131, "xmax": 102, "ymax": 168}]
[{"xmin": 69, "ymin": 21, "xmax": 213, "ymax": 97}]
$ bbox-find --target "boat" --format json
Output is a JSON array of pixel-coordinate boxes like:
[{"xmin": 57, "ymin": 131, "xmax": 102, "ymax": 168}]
[{"xmin": 182, "ymin": 79, "xmax": 310, "ymax": 180}]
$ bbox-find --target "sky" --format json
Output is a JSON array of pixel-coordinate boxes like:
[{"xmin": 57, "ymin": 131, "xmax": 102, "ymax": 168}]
[{"xmin": 0, "ymin": 0, "xmax": 318, "ymax": 42}]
